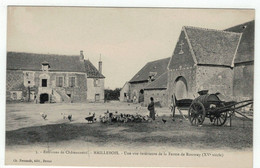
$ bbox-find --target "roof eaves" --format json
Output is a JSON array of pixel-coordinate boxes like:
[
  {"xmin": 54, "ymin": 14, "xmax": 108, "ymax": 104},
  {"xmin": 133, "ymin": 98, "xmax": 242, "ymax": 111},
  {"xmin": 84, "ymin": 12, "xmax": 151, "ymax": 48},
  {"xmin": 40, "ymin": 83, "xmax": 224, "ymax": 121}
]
[
  {"xmin": 129, "ymin": 80, "xmax": 148, "ymax": 84},
  {"xmin": 185, "ymin": 25, "xmax": 242, "ymax": 35},
  {"xmin": 182, "ymin": 26, "xmax": 198, "ymax": 65},
  {"xmin": 144, "ymin": 87, "xmax": 167, "ymax": 90},
  {"xmin": 88, "ymin": 74, "xmax": 105, "ymax": 78}
]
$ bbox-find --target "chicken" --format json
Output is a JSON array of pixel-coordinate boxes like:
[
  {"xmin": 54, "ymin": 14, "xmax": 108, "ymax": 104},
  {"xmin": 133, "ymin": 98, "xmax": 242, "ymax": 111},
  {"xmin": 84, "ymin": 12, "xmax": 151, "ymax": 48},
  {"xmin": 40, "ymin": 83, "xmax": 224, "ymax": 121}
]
[
  {"xmin": 40, "ymin": 113, "xmax": 47, "ymax": 120},
  {"xmin": 162, "ymin": 118, "xmax": 167, "ymax": 124},
  {"xmin": 61, "ymin": 113, "xmax": 72, "ymax": 121},
  {"xmin": 85, "ymin": 112, "xmax": 96, "ymax": 123},
  {"xmin": 68, "ymin": 115, "xmax": 72, "ymax": 122}
]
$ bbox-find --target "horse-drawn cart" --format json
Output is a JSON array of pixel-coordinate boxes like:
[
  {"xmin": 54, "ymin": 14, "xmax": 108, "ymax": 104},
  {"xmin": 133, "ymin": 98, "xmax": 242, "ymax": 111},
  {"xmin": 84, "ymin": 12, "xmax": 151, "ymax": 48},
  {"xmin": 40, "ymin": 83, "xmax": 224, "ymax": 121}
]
[{"xmin": 188, "ymin": 90, "xmax": 253, "ymax": 126}]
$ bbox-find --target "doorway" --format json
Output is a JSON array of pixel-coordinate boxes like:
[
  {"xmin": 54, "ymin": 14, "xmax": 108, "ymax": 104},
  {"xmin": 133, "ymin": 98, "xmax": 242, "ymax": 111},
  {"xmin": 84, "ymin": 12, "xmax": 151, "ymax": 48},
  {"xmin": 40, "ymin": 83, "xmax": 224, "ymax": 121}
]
[
  {"xmin": 40, "ymin": 93, "xmax": 49, "ymax": 103},
  {"xmin": 95, "ymin": 94, "xmax": 100, "ymax": 102}
]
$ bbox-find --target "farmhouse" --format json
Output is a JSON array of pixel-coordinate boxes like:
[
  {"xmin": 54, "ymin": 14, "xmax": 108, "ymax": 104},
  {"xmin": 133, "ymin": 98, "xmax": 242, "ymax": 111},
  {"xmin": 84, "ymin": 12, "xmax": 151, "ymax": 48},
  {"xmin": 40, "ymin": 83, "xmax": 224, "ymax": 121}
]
[
  {"xmin": 128, "ymin": 57, "xmax": 170, "ymax": 103},
  {"xmin": 167, "ymin": 26, "xmax": 242, "ymax": 104},
  {"xmin": 6, "ymin": 51, "xmax": 105, "ymax": 103},
  {"xmin": 225, "ymin": 20, "xmax": 254, "ymax": 101}
]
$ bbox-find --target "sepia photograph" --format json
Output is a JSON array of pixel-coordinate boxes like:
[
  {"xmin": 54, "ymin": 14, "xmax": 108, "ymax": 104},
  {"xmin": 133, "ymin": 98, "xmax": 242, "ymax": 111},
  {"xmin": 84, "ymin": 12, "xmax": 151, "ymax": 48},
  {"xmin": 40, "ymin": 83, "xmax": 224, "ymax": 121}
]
[{"xmin": 4, "ymin": 6, "xmax": 255, "ymax": 168}]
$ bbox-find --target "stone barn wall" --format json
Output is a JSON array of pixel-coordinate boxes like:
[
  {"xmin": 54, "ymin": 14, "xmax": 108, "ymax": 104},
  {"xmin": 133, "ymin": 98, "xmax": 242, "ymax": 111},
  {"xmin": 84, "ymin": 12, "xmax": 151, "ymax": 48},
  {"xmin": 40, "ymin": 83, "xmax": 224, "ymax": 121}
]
[
  {"xmin": 144, "ymin": 89, "xmax": 168, "ymax": 107},
  {"xmin": 196, "ymin": 66, "xmax": 234, "ymax": 98},
  {"xmin": 129, "ymin": 82, "xmax": 148, "ymax": 103},
  {"xmin": 167, "ymin": 67, "xmax": 197, "ymax": 105},
  {"xmin": 167, "ymin": 29, "xmax": 197, "ymax": 105},
  {"xmin": 233, "ymin": 63, "xmax": 254, "ymax": 100}
]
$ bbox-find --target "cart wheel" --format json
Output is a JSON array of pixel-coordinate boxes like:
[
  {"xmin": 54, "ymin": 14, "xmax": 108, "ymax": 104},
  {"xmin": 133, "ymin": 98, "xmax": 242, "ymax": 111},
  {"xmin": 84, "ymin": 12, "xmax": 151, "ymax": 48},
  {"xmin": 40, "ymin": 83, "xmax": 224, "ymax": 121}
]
[
  {"xmin": 188, "ymin": 101, "xmax": 206, "ymax": 126},
  {"xmin": 213, "ymin": 112, "xmax": 227, "ymax": 126}
]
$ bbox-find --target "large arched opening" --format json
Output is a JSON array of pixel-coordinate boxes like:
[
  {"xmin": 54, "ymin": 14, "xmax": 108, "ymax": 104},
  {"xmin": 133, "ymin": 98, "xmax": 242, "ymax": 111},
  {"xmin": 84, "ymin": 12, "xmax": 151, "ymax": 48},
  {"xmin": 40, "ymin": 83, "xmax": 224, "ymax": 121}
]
[{"xmin": 174, "ymin": 76, "xmax": 188, "ymax": 100}]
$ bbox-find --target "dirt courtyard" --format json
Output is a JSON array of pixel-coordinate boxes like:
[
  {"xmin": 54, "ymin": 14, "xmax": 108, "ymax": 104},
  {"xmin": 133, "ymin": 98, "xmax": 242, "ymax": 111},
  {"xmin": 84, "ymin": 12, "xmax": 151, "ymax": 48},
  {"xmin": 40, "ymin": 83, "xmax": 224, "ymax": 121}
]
[{"xmin": 6, "ymin": 101, "xmax": 253, "ymax": 151}]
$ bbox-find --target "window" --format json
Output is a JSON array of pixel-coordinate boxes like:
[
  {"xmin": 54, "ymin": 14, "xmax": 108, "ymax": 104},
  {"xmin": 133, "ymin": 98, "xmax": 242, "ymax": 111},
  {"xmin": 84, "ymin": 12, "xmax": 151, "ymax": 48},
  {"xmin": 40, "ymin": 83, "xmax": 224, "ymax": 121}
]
[
  {"xmin": 94, "ymin": 79, "xmax": 100, "ymax": 87},
  {"xmin": 12, "ymin": 92, "xmax": 17, "ymax": 100},
  {"xmin": 42, "ymin": 79, "xmax": 47, "ymax": 87},
  {"xmin": 69, "ymin": 77, "xmax": 76, "ymax": 87},
  {"xmin": 42, "ymin": 65, "xmax": 50, "ymax": 71},
  {"xmin": 149, "ymin": 72, "xmax": 157, "ymax": 81},
  {"xmin": 56, "ymin": 77, "xmax": 64, "ymax": 87}
]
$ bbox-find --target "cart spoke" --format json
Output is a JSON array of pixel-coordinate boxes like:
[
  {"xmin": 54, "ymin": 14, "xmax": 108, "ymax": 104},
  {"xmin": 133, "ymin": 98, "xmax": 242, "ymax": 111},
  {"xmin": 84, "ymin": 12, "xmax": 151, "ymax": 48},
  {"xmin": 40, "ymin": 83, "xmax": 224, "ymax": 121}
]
[
  {"xmin": 218, "ymin": 118, "xmax": 222, "ymax": 125},
  {"xmin": 221, "ymin": 114, "xmax": 226, "ymax": 120},
  {"xmin": 218, "ymin": 117, "xmax": 222, "ymax": 124},
  {"xmin": 191, "ymin": 117, "xmax": 195, "ymax": 124}
]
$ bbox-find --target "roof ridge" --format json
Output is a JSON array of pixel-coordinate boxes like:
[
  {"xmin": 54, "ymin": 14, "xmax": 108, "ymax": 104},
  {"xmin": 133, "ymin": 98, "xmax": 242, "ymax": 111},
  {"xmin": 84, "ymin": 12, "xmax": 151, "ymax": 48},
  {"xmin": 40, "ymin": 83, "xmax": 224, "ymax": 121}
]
[
  {"xmin": 183, "ymin": 26, "xmax": 241, "ymax": 35},
  {"xmin": 7, "ymin": 51, "xmax": 79, "ymax": 58}
]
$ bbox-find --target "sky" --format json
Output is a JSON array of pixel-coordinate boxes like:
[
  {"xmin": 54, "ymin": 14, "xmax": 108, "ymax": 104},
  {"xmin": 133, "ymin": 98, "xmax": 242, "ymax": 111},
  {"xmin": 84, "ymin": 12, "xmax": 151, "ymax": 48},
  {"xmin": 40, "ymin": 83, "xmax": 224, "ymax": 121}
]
[{"xmin": 7, "ymin": 7, "xmax": 254, "ymax": 89}]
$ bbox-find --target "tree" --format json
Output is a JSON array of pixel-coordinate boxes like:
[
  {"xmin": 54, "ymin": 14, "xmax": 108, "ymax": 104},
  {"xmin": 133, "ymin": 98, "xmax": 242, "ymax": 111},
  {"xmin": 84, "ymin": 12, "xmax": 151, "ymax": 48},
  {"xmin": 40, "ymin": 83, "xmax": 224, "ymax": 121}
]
[{"xmin": 105, "ymin": 88, "xmax": 121, "ymax": 101}]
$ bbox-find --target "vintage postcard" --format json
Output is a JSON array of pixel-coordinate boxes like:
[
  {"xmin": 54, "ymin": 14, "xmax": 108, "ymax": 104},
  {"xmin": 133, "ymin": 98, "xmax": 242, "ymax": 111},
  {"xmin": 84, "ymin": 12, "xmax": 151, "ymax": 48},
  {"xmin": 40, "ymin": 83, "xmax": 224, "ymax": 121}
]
[{"xmin": 5, "ymin": 7, "xmax": 254, "ymax": 168}]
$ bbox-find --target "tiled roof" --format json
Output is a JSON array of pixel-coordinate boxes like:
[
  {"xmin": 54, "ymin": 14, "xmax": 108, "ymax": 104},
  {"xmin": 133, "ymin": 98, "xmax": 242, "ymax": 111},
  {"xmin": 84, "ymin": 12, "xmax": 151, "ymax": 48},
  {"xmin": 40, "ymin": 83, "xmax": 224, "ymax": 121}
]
[
  {"xmin": 144, "ymin": 71, "xmax": 168, "ymax": 90},
  {"xmin": 7, "ymin": 52, "xmax": 105, "ymax": 78},
  {"xmin": 7, "ymin": 52, "xmax": 86, "ymax": 72},
  {"xmin": 225, "ymin": 20, "xmax": 254, "ymax": 63},
  {"xmin": 184, "ymin": 26, "xmax": 241, "ymax": 66},
  {"xmin": 84, "ymin": 60, "xmax": 105, "ymax": 78},
  {"xmin": 129, "ymin": 57, "xmax": 170, "ymax": 83}
]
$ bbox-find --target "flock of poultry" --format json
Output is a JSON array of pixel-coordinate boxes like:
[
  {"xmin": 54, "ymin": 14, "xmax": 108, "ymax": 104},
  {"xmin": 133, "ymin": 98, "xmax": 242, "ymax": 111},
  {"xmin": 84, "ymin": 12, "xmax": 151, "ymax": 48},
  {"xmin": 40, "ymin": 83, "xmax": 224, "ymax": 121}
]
[
  {"xmin": 99, "ymin": 110, "xmax": 152, "ymax": 123},
  {"xmin": 39, "ymin": 107, "xmax": 175, "ymax": 124}
]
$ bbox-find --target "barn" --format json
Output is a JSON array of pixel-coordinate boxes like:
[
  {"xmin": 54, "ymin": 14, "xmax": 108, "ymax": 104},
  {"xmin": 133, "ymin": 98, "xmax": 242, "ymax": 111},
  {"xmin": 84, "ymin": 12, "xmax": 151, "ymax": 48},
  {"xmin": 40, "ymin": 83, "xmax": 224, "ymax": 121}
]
[
  {"xmin": 128, "ymin": 57, "xmax": 170, "ymax": 103},
  {"xmin": 225, "ymin": 20, "xmax": 254, "ymax": 101},
  {"xmin": 167, "ymin": 26, "xmax": 242, "ymax": 104}
]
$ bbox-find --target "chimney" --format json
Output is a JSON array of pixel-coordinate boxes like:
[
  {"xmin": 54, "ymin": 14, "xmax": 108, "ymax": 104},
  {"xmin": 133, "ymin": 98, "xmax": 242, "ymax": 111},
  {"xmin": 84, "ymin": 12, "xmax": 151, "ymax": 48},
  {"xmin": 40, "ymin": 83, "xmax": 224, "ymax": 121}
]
[
  {"xmin": 80, "ymin": 50, "xmax": 84, "ymax": 61},
  {"xmin": 99, "ymin": 54, "xmax": 102, "ymax": 74}
]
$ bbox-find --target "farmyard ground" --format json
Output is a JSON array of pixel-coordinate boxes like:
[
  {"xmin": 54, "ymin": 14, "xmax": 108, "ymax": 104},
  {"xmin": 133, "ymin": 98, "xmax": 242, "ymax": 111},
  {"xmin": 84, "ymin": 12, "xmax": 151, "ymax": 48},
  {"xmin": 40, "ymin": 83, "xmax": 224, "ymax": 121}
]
[{"xmin": 5, "ymin": 101, "xmax": 253, "ymax": 150}]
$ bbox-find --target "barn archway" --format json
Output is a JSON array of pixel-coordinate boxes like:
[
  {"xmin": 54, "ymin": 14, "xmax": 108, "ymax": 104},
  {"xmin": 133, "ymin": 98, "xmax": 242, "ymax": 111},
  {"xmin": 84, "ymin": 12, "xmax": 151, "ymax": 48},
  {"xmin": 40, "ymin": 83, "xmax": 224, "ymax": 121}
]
[
  {"xmin": 40, "ymin": 93, "xmax": 49, "ymax": 104},
  {"xmin": 174, "ymin": 76, "xmax": 188, "ymax": 100}
]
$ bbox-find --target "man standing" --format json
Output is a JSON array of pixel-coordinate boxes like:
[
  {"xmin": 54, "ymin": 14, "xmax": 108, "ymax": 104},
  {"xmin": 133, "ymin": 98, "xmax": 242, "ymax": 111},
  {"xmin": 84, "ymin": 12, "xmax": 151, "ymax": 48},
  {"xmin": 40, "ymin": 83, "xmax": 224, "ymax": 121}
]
[
  {"xmin": 170, "ymin": 94, "xmax": 177, "ymax": 119},
  {"xmin": 148, "ymin": 97, "xmax": 155, "ymax": 120}
]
